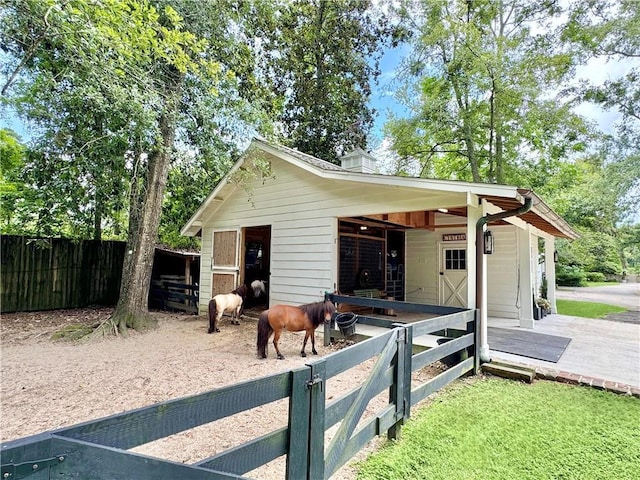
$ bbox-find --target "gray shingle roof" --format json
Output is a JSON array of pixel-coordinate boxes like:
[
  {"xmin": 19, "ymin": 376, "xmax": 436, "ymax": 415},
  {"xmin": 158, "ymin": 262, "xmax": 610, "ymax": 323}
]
[{"xmin": 254, "ymin": 138, "xmax": 345, "ymax": 172}]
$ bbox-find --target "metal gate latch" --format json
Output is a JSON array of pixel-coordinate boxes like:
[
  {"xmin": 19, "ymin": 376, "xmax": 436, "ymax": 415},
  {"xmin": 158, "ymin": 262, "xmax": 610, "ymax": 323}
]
[
  {"xmin": 306, "ymin": 374, "xmax": 323, "ymax": 391},
  {"xmin": 1, "ymin": 455, "xmax": 66, "ymax": 479}
]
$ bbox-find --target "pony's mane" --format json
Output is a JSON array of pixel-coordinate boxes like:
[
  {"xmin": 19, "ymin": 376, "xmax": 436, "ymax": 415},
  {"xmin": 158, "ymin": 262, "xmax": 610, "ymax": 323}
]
[
  {"xmin": 300, "ymin": 300, "xmax": 335, "ymax": 327},
  {"xmin": 232, "ymin": 284, "xmax": 248, "ymax": 299}
]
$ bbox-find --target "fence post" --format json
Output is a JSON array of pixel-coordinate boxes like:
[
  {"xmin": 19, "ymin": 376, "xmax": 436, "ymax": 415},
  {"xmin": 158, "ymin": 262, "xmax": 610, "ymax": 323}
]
[
  {"xmin": 467, "ymin": 309, "xmax": 480, "ymax": 374},
  {"xmin": 306, "ymin": 360, "xmax": 326, "ymax": 480},
  {"xmin": 388, "ymin": 325, "xmax": 412, "ymax": 440},
  {"xmin": 286, "ymin": 366, "xmax": 312, "ymax": 480}
]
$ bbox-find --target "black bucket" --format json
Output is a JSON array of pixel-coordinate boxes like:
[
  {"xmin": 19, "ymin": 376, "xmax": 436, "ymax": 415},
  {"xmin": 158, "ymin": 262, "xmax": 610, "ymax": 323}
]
[
  {"xmin": 335, "ymin": 312, "xmax": 358, "ymax": 336},
  {"xmin": 436, "ymin": 337, "xmax": 460, "ymax": 367}
]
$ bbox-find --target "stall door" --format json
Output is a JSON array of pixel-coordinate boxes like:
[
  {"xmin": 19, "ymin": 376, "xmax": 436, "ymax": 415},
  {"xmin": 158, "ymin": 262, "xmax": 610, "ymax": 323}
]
[
  {"xmin": 211, "ymin": 229, "xmax": 240, "ymax": 296},
  {"xmin": 439, "ymin": 244, "xmax": 468, "ymax": 307}
]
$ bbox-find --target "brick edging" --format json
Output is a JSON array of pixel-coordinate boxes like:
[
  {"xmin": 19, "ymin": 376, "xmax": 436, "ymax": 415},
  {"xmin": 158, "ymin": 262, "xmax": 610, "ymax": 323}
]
[{"xmin": 535, "ymin": 367, "xmax": 640, "ymax": 398}]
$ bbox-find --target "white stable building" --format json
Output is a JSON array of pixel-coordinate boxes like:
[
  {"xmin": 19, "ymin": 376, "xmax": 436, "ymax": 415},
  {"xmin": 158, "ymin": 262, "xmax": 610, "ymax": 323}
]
[{"xmin": 182, "ymin": 139, "xmax": 578, "ymax": 360}]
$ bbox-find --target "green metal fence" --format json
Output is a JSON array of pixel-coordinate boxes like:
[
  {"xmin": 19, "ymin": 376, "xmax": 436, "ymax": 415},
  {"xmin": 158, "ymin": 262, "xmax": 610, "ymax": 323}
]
[{"xmin": 1, "ymin": 295, "xmax": 477, "ymax": 480}]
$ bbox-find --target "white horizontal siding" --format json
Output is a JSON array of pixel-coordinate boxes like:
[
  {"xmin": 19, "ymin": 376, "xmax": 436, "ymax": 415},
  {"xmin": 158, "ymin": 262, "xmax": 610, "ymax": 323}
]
[
  {"xmin": 405, "ymin": 229, "xmax": 438, "ymax": 304},
  {"xmin": 487, "ymin": 226, "xmax": 519, "ymax": 318},
  {"xmin": 196, "ymin": 156, "xmax": 527, "ymax": 314}
]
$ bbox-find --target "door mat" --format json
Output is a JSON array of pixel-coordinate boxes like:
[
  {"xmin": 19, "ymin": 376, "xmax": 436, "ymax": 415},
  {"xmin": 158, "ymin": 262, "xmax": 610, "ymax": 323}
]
[{"xmin": 488, "ymin": 327, "xmax": 572, "ymax": 363}]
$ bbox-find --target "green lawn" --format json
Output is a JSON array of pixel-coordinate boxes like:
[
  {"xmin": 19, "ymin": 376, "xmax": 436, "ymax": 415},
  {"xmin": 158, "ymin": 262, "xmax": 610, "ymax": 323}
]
[
  {"xmin": 585, "ymin": 281, "xmax": 618, "ymax": 287},
  {"xmin": 355, "ymin": 377, "xmax": 640, "ymax": 480},
  {"xmin": 556, "ymin": 299, "xmax": 627, "ymax": 318}
]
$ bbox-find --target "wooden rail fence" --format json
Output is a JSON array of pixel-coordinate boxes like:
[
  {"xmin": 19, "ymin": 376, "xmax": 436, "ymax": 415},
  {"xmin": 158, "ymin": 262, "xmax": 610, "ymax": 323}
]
[{"xmin": 1, "ymin": 294, "xmax": 478, "ymax": 479}]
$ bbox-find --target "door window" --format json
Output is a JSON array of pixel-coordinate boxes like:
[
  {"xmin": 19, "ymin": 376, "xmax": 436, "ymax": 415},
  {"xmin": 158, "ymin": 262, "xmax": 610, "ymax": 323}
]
[{"xmin": 445, "ymin": 248, "xmax": 466, "ymax": 271}]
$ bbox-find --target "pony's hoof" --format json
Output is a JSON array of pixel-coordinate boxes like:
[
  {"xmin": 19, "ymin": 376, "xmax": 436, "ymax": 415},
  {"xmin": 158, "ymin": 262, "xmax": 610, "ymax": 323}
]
[
  {"xmin": 277, "ymin": 354, "xmax": 285, "ymax": 360},
  {"xmin": 301, "ymin": 352, "xmax": 307, "ymax": 357},
  {"xmin": 312, "ymin": 350, "xmax": 318, "ymax": 355},
  {"xmin": 207, "ymin": 329, "xmax": 213, "ymax": 334},
  {"xmin": 215, "ymin": 328, "xmax": 220, "ymax": 333}
]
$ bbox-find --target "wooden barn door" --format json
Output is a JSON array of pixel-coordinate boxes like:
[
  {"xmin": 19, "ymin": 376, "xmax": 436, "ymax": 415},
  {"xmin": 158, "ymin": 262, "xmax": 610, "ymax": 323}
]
[{"xmin": 211, "ymin": 229, "xmax": 240, "ymax": 296}]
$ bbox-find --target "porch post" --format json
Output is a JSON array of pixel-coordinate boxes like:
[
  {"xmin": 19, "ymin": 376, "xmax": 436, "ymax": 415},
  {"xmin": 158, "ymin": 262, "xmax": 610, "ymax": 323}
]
[
  {"xmin": 518, "ymin": 226, "xmax": 535, "ymax": 329},
  {"xmin": 468, "ymin": 199, "xmax": 489, "ymax": 359},
  {"xmin": 544, "ymin": 237, "xmax": 557, "ymax": 313}
]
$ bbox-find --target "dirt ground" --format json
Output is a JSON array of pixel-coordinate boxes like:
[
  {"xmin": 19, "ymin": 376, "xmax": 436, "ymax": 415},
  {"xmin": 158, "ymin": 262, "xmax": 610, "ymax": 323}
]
[{"xmin": 0, "ymin": 307, "xmax": 446, "ymax": 479}]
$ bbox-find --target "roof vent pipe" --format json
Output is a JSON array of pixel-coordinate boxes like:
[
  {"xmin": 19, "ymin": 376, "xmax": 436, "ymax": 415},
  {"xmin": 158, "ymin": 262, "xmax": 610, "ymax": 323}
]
[{"xmin": 475, "ymin": 193, "xmax": 534, "ymax": 363}]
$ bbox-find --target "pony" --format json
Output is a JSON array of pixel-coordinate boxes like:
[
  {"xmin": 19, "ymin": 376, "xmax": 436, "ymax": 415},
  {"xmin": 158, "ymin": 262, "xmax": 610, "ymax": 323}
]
[
  {"xmin": 250, "ymin": 279, "xmax": 266, "ymax": 298},
  {"xmin": 256, "ymin": 299, "xmax": 336, "ymax": 360},
  {"xmin": 207, "ymin": 284, "xmax": 248, "ymax": 333}
]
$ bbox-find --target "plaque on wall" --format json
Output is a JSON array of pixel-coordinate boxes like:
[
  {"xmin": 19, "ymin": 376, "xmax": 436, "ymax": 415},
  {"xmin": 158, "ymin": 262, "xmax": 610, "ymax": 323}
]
[{"xmin": 442, "ymin": 233, "xmax": 466, "ymax": 242}]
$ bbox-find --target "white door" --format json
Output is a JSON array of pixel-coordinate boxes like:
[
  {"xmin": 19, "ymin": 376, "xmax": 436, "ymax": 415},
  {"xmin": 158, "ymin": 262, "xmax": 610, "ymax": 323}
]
[{"xmin": 439, "ymin": 243, "xmax": 468, "ymax": 307}]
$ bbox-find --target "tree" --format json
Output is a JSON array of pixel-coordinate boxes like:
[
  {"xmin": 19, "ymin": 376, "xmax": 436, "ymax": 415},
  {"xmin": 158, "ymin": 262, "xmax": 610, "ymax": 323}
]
[
  {"xmin": 0, "ymin": 128, "xmax": 27, "ymax": 231},
  {"xmin": 388, "ymin": 0, "xmax": 589, "ymax": 184},
  {"xmin": 2, "ymin": 0, "xmax": 273, "ymax": 334},
  {"xmin": 268, "ymin": 0, "xmax": 395, "ymax": 163}
]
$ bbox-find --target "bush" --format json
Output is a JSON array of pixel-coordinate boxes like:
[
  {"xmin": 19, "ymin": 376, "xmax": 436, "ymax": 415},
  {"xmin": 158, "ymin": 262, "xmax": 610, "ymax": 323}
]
[
  {"xmin": 586, "ymin": 271, "xmax": 606, "ymax": 282},
  {"xmin": 556, "ymin": 265, "xmax": 587, "ymax": 287}
]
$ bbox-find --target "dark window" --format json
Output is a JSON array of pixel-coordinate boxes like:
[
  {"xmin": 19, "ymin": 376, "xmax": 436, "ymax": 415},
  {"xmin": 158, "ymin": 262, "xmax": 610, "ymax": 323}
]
[{"xmin": 445, "ymin": 249, "xmax": 466, "ymax": 271}]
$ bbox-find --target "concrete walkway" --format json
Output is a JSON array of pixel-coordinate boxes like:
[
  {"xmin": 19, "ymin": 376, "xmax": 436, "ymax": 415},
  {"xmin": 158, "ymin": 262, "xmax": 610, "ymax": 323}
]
[{"xmin": 489, "ymin": 282, "xmax": 640, "ymax": 389}]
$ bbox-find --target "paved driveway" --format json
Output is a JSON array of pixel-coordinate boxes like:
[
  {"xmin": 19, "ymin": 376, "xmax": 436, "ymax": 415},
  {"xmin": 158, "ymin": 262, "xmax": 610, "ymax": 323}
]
[{"xmin": 556, "ymin": 282, "xmax": 640, "ymax": 310}]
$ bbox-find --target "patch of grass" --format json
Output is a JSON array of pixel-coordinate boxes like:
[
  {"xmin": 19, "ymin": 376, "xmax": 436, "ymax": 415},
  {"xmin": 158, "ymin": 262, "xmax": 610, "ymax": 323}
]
[
  {"xmin": 585, "ymin": 281, "xmax": 619, "ymax": 287},
  {"xmin": 355, "ymin": 377, "xmax": 640, "ymax": 480},
  {"xmin": 556, "ymin": 299, "xmax": 626, "ymax": 318}
]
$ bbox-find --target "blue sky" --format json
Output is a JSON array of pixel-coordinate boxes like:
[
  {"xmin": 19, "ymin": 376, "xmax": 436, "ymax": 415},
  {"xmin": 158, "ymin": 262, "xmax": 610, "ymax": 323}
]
[{"xmin": 367, "ymin": 42, "xmax": 640, "ymax": 142}]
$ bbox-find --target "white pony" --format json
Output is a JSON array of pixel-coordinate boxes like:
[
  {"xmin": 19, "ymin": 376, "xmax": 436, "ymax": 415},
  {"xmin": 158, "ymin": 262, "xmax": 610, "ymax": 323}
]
[
  {"xmin": 207, "ymin": 284, "xmax": 247, "ymax": 333},
  {"xmin": 251, "ymin": 279, "xmax": 266, "ymax": 298}
]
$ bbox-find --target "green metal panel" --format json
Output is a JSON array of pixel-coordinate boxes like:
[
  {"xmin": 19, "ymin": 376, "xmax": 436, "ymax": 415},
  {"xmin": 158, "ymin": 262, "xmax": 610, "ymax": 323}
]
[
  {"xmin": 328, "ymin": 293, "xmax": 466, "ymax": 315},
  {"xmin": 59, "ymin": 371, "xmax": 291, "ymax": 449},
  {"xmin": 324, "ymin": 331, "xmax": 399, "ymax": 478},
  {"xmin": 324, "ymin": 367, "xmax": 394, "ymax": 430},
  {"xmin": 286, "ymin": 367, "xmax": 312, "ymax": 480},
  {"xmin": 321, "ymin": 329, "xmax": 395, "ymax": 378},
  {"xmin": 0, "ymin": 434, "xmax": 53, "ymax": 480},
  {"xmin": 411, "ymin": 333, "xmax": 473, "ymax": 371},
  {"xmin": 196, "ymin": 427, "xmax": 288, "ymax": 475},
  {"xmin": 412, "ymin": 310, "xmax": 476, "ymax": 337},
  {"xmin": 49, "ymin": 436, "xmax": 249, "ymax": 479},
  {"xmin": 411, "ymin": 357, "xmax": 475, "ymax": 406}
]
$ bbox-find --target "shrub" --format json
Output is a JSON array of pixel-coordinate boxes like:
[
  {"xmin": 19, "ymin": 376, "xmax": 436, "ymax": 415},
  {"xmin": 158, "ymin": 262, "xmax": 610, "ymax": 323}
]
[
  {"xmin": 586, "ymin": 271, "xmax": 606, "ymax": 282},
  {"xmin": 556, "ymin": 265, "xmax": 587, "ymax": 286}
]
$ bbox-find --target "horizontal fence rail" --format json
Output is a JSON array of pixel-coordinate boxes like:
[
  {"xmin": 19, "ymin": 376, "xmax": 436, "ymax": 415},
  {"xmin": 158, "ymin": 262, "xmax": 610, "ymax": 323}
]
[{"xmin": 1, "ymin": 295, "xmax": 478, "ymax": 479}]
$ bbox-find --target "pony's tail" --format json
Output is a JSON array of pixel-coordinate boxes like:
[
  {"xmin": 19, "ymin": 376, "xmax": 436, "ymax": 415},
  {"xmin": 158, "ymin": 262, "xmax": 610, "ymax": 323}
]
[
  {"xmin": 257, "ymin": 311, "xmax": 272, "ymax": 358},
  {"xmin": 208, "ymin": 300, "xmax": 218, "ymax": 334}
]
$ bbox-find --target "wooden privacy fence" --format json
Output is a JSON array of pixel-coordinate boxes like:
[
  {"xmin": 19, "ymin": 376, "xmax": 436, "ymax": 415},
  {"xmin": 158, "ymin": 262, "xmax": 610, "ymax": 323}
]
[
  {"xmin": 0, "ymin": 235, "xmax": 125, "ymax": 313},
  {"xmin": 1, "ymin": 295, "xmax": 478, "ymax": 480}
]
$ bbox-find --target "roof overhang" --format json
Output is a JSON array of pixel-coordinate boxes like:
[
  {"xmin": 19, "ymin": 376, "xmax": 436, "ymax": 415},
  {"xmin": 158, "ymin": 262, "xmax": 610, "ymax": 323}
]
[
  {"xmin": 481, "ymin": 190, "xmax": 579, "ymax": 239},
  {"xmin": 181, "ymin": 139, "xmax": 578, "ymax": 240}
]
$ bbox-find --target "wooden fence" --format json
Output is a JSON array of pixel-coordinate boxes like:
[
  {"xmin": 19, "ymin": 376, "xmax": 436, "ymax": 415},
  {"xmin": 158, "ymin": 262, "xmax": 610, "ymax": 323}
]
[
  {"xmin": 1, "ymin": 235, "xmax": 125, "ymax": 313},
  {"xmin": 149, "ymin": 275, "xmax": 199, "ymax": 314},
  {"xmin": 0, "ymin": 295, "xmax": 478, "ymax": 479}
]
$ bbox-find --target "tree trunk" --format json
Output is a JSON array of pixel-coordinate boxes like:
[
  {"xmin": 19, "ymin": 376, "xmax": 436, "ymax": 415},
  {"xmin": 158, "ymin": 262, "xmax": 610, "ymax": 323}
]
[{"xmin": 106, "ymin": 68, "xmax": 183, "ymax": 335}]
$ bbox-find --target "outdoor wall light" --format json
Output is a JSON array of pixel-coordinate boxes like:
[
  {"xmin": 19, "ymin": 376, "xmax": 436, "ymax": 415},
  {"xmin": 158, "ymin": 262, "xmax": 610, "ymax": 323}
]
[
  {"xmin": 483, "ymin": 230, "xmax": 494, "ymax": 254},
  {"xmin": 554, "ymin": 250, "xmax": 559, "ymax": 263}
]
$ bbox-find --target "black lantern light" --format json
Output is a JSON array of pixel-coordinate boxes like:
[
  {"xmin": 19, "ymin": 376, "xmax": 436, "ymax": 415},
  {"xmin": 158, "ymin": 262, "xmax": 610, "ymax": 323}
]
[
  {"xmin": 483, "ymin": 230, "xmax": 494, "ymax": 254},
  {"xmin": 554, "ymin": 250, "xmax": 559, "ymax": 263}
]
